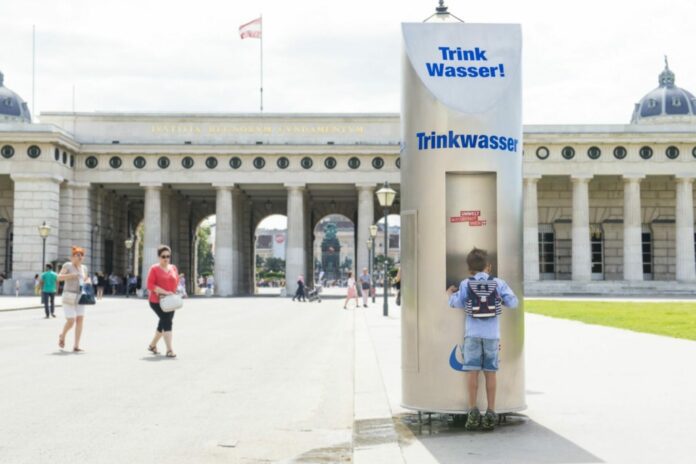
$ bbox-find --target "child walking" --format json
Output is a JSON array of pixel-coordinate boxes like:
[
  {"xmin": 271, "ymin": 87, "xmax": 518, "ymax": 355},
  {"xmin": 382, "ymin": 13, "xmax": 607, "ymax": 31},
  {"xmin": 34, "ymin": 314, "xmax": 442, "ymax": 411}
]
[{"xmin": 446, "ymin": 248, "xmax": 518, "ymax": 431}]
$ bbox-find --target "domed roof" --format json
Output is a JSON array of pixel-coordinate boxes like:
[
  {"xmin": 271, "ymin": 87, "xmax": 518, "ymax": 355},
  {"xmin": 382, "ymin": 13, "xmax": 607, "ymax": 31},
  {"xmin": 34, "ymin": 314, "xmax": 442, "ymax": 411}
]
[
  {"xmin": 0, "ymin": 71, "xmax": 32, "ymax": 123},
  {"xmin": 631, "ymin": 58, "xmax": 696, "ymax": 124}
]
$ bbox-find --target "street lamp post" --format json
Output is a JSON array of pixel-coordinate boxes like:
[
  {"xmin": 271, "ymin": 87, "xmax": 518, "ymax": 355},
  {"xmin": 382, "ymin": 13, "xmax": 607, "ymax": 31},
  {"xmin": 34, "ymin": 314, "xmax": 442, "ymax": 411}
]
[
  {"xmin": 38, "ymin": 221, "xmax": 51, "ymax": 270},
  {"xmin": 375, "ymin": 182, "xmax": 396, "ymax": 317},
  {"xmin": 369, "ymin": 224, "xmax": 377, "ymax": 303},
  {"xmin": 124, "ymin": 237, "xmax": 134, "ymax": 298},
  {"xmin": 366, "ymin": 238, "xmax": 373, "ymax": 303},
  {"xmin": 91, "ymin": 224, "xmax": 100, "ymax": 276}
]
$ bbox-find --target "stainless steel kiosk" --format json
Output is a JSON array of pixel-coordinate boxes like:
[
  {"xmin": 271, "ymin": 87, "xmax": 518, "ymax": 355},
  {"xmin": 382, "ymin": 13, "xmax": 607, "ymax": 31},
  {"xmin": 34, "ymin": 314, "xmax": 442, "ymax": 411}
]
[{"xmin": 400, "ymin": 15, "xmax": 525, "ymax": 413}]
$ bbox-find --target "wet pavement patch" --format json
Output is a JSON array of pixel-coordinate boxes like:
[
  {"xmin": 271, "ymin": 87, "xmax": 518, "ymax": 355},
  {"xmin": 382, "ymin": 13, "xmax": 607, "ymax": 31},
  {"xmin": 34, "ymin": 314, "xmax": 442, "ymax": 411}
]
[
  {"xmin": 398, "ymin": 412, "xmax": 528, "ymax": 437},
  {"xmin": 289, "ymin": 442, "xmax": 351, "ymax": 463},
  {"xmin": 352, "ymin": 418, "xmax": 398, "ymax": 447}
]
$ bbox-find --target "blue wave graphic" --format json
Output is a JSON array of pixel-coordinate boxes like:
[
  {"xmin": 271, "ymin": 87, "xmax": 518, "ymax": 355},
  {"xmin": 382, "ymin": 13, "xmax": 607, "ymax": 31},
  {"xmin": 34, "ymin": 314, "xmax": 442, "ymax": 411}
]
[{"xmin": 449, "ymin": 344, "xmax": 466, "ymax": 371}]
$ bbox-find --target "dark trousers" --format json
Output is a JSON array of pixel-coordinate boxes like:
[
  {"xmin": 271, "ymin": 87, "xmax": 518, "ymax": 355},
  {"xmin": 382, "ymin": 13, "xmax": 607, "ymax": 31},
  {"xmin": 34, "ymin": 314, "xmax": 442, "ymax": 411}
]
[
  {"xmin": 293, "ymin": 286, "xmax": 306, "ymax": 301},
  {"xmin": 149, "ymin": 301, "xmax": 175, "ymax": 332},
  {"xmin": 42, "ymin": 292, "xmax": 55, "ymax": 316}
]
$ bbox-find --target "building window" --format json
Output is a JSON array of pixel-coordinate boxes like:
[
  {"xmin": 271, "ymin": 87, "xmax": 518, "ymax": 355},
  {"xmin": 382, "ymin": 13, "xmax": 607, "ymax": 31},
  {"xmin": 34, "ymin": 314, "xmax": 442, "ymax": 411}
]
[
  {"xmin": 54, "ymin": 148, "xmax": 60, "ymax": 161},
  {"xmin": 692, "ymin": 147, "xmax": 696, "ymax": 158},
  {"xmin": 389, "ymin": 234, "xmax": 399, "ymax": 249},
  {"xmin": 157, "ymin": 157, "xmax": 170, "ymax": 169},
  {"xmin": 672, "ymin": 97, "xmax": 682, "ymax": 107},
  {"xmin": 538, "ymin": 224, "xmax": 555, "ymax": 276},
  {"xmin": 587, "ymin": 146, "xmax": 601, "ymax": 159},
  {"xmin": 277, "ymin": 157, "xmax": 289, "ymax": 169},
  {"xmin": 85, "ymin": 156, "xmax": 98, "ymax": 169},
  {"xmin": 561, "ymin": 146, "xmax": 575, "ymax": 160},
  {"xmin": 70, "ymin": 155, "xmax": 75, "ymax": 167},
  {"xmin": 27, "ymin": 145, "xmax": 41, "ymax": 158},
  {"xmin": 205, "ymin": 157, "xmax": 218, "ymax": 169},
  {"xmin": 324, "ymin": 157, "xmax": 336, "ymax": 169},
  {"xmin": 1, "ymin": 145, "xmax": 15, "ymax": 158},
  {"xmin": 666, "ymin": 146, "xmax": 680, "ymax": 159},
  {"xmin": 62, "ymin": 152, "xmax": 67, "ymax": 164},
  {"xmin": 590, "ymin": 224, "xmax": 604, "ymax": 279},
  {"xmin": 639, "ymin": 146, "xmax": 653, "ymax": 159},
  {"xmin": 253, "ymin": 157, "xmax": 265, "ymax": 169},
  {"xmin": 396, "ymin": 157, "xmax": 401, "ymax": 169},
  {"xmin": 372, "ymin": 157, "xmax": 385, "ymax": 169},
  {"xmin": 181, "ymin": 156, "xmax": 193, "ymax": 169},
  {"xmin": 301, "ymin": 157, "xmax": 313, "ymax": 169},
  {"xmin": 134, "ymin": 156, "xmax": 147, "ymax": 169},
  {"xmin": 348, "ymin": 157, "xmax": 361, "ymax": 169},
  {"xmin": 230, "ymin": 157, "xmax": 242, "ymax": 169},
  {"xmin": 642, "ymin": 226, "xmax": 653, "ymax": 278},
  {"xmin": 648, "ymin": 99, "xmax": 657, "ymax": 108},
  {"xmin": 613, "ymin": 146, "xmax": 627, "ymax": 159},
  {"xmin": 109, "ymin": 156, "xmax": 122, "ymax": 169},
  {"xmin": 535, "ymin": 146, "xmax": 550, "ymax": 160}
]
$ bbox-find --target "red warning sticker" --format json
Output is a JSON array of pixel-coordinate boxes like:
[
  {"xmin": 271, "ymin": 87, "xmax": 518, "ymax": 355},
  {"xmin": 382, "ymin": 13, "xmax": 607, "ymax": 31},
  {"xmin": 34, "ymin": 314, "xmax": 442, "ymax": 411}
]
[{"xmin": 449, "ymin": 210, "xmax": 487, "ymax": 227}]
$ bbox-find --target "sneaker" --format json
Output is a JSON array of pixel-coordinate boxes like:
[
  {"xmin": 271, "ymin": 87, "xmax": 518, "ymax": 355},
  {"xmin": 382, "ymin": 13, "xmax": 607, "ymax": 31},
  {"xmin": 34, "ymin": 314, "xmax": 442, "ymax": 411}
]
[
  {"xmin": 363, "ymin": 305, "xmax": 368, "ymax": 308},
  {"xmin": 481, "ymin": 409, "xmax": 498, "ymax": 431},
  {"xmin": 465, "ymin": 407, "xmax": 481, "ymax": 431}
]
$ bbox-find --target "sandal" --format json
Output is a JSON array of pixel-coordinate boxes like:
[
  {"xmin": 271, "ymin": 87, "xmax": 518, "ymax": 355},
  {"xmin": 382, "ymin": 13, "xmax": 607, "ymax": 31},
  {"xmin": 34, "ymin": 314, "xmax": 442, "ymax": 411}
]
[
  {"xmin": 148, "ymin": 345, "xmax": 160, "ymax": 355},
  {"xmin": 58, "ymin": 334, "xmax": 65, "ymax": 349},
  {"xmin": 73, "ymin": 347, "xmax": 84, "ymax": 353},
  {"xmin": 166, "ymin": 351, "xmax": 177, "ymax": 358}
]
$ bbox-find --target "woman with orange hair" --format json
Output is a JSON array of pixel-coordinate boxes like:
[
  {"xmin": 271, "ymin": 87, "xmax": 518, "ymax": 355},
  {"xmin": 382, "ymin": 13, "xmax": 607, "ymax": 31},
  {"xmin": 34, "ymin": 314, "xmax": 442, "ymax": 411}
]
[{"xmin": 57, "ymin": 246, "xmax": 89, "ymax": 352}]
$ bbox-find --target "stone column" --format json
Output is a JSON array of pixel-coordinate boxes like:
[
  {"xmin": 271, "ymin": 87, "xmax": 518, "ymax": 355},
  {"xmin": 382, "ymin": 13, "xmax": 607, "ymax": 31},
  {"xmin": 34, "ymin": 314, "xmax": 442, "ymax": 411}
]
[
  {"xmin": 356, "ymin": 183, "xmax": 375, "ymax": 277},
  {"xmin": 141, "ymin": 183, "xmax": 162, "ymax": 288},
  {"xmin": 232, "ymin": 189, "xmax": 244, "ymax": 295},
  {"xmin": 161, "ymin": 188, "xmax": 171, "ymax": 247},
  {"xmin": 675, "ymin": 176, "xmax": 696, "ymax": 282},
  {"xmin": 214, "ymin": 184, "xmax": 234, "ymax": 296},
  {"xmin": 169, "ymin": 192, "xmax": 180, "ymax": 262},
  {"xmin": 70, "ymin": 183, "xmax": 92, "ymax": 255},
  {"xmin": 10, "ymin": 175, "xmax": 62, "ymax": 293},
  {"xmin": 523, "ymin": 175, "xmax": 541, "ymax": 282},
  {"xmin": 571, "ymin": 175, "xmax": 592, "ymax": 281},
  {"xmin": 623, "ymin": 175, "xmax": 645, "ymax": 281},
  {"xmin": 285, "ymin": 183, "xmax": 306, "ymax": 296},
  {"xmin": 59, "ymin": 182, "xmax": 74, "ymax": 262}
]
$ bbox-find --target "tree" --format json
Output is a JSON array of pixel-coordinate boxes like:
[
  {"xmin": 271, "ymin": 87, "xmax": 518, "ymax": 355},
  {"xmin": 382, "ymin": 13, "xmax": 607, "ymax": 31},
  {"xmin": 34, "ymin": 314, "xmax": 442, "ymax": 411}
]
[
  {"xmin": 197, "ymin": 224, "xmax": 214, "ymax": 276},
  {"xmin": 264, "ymin": 257, "xmax": 285, "ymax": 273},
  {"xmin": 256, "ymin": 255, "xmax": 265, "ymax": 269}
]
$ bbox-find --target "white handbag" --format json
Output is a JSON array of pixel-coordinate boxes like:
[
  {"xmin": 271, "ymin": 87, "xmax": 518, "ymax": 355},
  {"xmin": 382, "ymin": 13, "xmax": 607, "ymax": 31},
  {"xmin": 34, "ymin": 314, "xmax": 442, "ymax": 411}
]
[
  {"xmin": 62, "ymin": 291, "xmax": 80, "ymax": 306},
  {"xmin": 160, "ymin": 294, "xmax": 183, "ymax": 312}
]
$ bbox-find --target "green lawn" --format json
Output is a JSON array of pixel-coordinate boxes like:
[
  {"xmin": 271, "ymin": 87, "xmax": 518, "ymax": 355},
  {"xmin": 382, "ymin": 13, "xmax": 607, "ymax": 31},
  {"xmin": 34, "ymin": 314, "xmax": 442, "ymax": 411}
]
[{"xmin": 525, "ymin": 300, "xmax": 696, "ymax": 341}]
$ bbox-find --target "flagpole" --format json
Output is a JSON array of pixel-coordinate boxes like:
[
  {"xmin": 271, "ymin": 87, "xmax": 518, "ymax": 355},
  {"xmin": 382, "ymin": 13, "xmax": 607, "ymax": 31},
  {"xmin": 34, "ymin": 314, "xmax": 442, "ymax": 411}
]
[
  {"xmin": 260, "ymin": 14, "xmax": 263, "ymax": 113},
  {"xmin": 32, "ymin": 24, "xmax": 36, "ymax": 120}
]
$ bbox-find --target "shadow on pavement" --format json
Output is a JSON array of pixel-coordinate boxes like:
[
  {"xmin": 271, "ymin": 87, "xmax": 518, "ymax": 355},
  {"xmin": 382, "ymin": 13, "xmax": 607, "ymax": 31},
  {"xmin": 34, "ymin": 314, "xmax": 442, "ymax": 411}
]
[
  {"xmin": 139, "ymin": 356, "xmax": 176, "ymax": 362},
  {"xmin": 396, "ymin": 413, "xmax": 603, "ymax": 464}
]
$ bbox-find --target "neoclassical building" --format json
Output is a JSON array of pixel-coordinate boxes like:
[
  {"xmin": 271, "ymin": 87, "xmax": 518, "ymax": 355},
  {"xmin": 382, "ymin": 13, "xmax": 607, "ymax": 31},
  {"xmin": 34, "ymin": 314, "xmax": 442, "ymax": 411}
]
[{"xmin": 0, "ymin": 63, "xmax": 695, "ymax": 295}]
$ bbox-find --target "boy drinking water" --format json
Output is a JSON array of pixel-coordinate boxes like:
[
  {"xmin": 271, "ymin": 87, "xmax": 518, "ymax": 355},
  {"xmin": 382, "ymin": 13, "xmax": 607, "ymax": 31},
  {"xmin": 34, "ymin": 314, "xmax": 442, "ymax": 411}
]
[{"xmin": 446, "ymin": 247, "xmax": 518, "ymax": 431}]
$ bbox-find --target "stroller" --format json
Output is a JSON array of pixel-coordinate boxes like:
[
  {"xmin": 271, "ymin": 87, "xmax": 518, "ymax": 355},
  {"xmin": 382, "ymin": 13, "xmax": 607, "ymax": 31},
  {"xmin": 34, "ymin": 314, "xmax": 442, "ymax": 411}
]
[{"xmin": 306, "ymin": 284, "xmax": 322, "ymax": 303}]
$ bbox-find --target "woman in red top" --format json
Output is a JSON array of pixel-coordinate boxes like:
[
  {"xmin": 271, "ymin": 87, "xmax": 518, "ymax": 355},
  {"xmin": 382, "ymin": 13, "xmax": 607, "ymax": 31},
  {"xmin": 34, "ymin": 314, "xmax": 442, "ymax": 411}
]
[{"xmin": 146, "ymin": 245, "xmax": 179, "ymax": 358}]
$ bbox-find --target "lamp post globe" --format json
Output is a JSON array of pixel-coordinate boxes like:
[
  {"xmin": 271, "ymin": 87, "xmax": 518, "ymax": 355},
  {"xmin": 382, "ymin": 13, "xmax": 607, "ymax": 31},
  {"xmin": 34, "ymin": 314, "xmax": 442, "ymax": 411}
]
[
  {"xmin": 124, "ymin": 237, "xmax": 134, "ymax": 297},
  {"xmin": 38, "ymin": 221, "xmax": 51, "ymax": 270}
]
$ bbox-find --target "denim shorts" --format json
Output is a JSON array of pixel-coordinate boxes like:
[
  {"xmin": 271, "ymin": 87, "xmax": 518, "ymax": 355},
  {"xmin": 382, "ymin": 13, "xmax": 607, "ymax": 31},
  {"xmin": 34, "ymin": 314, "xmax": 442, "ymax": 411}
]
[{"xmin": 461, "ymin": 337, "xmax": 500, "ymax": 372}]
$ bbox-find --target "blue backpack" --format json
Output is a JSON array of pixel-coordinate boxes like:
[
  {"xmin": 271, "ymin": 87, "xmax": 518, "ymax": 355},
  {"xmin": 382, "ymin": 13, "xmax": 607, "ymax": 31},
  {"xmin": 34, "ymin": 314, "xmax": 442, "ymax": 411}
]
[{"xmin": 464, "ymin": 277, "xmax": 502, "ymax": 318}]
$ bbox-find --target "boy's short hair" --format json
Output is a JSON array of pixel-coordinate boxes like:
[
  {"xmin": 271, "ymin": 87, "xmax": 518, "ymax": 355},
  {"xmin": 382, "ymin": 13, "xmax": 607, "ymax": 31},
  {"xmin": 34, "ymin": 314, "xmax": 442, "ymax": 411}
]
[{"xmin": 467, "ymin": 248, "xmax": 489, "ymax": 272}]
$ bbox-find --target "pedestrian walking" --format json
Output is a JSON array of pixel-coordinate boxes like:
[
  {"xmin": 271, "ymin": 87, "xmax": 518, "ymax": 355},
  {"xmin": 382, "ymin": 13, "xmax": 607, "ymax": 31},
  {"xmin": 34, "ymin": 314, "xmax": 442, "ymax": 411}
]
[
  {"xmin": 57, "ymin": 246, "xmax": 89, "ymax": 352},
  {"xmin": 34, "ymin": 274, "xmax": 40, "ymax": 296},
  {"xmin": 146, "ymin": 245, "xmax": 179, "ymax": 358},
  {"xmin": 359, "ymin": 267, "xmax": 371, "ymax": 308},
  {"xmin": 178, "ymin": 273, "xmax": 188, "ymax": 298},
  {"xmin": 394, "ymin": 266, "xmax": 402, "ymax": 306},
  {"xmin": 40, "ymin": 264, "xmax": 58, "ymax": 318},
  {"xmin": 292, "ymin": 274, "xmax": 306, "ymax": 301},
  {"xmin": 96, "ymin": 272, "xmax": 106, "ymax": 300},
  {"xmin": 343, "ymin": 271, "xmax": 359, "ymax": 310}
]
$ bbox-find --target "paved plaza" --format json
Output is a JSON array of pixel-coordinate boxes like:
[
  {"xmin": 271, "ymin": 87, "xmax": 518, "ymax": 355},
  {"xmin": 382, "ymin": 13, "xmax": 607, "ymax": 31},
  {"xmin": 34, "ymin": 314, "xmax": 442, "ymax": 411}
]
[{"xmin": 1, "ymin": 296, "xmax": 695, "ymax": 463}]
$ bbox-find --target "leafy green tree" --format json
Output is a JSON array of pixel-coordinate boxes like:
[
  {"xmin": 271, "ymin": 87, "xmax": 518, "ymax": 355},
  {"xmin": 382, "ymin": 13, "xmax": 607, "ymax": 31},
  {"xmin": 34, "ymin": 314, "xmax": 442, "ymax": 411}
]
[
  {"xmin": 256, "ymin": 255, "xmax": 265, "ymax": 269},
  {"xmin": 197, "ymin": 225, "xmax": 214, "ymax": 276},
  {"xmin": 264, "ymin": 257, "xmax": 285, "ymax": 274}
]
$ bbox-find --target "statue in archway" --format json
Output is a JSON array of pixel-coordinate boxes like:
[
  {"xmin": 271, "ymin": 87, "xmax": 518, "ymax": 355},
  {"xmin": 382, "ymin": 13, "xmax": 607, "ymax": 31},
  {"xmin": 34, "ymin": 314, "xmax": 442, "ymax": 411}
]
[{"xmin": 321, "ymin": 223, "xmax": 341, "ymax": 281}]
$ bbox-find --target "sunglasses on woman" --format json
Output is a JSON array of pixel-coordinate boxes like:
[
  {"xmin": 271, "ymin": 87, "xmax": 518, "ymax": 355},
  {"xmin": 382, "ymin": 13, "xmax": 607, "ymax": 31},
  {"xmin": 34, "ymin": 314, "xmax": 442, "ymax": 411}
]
[{"xmin": 160, "ymin": 255, "xmax": 171, "ymax": 259}]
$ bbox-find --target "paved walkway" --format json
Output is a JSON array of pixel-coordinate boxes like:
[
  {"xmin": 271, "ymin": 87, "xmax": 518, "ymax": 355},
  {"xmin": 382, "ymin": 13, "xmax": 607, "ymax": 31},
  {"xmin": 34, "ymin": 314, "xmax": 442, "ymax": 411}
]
[
  {"xmin": 1, "ymin": 296, "xmax": 695, "ymax": 463},
  {"xmin": 358, "ymin": 304, "xmax": 696, "ymax": 463}
]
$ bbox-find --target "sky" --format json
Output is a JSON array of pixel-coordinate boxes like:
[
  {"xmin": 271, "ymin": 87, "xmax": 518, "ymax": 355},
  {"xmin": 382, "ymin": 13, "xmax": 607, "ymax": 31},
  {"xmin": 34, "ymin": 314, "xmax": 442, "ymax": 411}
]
[{"xmin": 2, "ymin": 0, "xmax": 696, "ymax": 124}]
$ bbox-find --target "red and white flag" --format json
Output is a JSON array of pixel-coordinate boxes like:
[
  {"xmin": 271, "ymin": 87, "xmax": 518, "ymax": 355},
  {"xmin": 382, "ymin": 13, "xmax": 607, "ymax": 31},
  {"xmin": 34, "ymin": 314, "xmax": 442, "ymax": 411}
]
[{"xmin": 239, "ymin": 17, "xmax": 262, "ymax": 39}]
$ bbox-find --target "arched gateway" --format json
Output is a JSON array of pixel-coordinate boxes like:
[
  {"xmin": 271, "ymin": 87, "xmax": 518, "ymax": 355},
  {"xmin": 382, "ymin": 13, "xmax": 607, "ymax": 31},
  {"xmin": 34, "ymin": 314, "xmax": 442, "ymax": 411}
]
[{"xmin": 0, "ymin": 110, "xmax": 399, "ymax": 295}]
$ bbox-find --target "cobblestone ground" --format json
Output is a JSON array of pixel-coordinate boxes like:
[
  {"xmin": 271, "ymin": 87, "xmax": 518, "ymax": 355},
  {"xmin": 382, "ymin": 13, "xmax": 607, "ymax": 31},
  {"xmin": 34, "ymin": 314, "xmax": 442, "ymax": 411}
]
[{"xmin": 0, "ymin": 297, "xmax": 354, "ymax": 464}]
